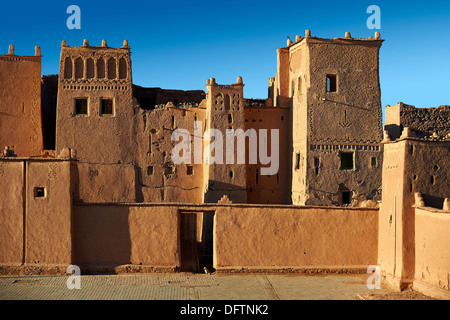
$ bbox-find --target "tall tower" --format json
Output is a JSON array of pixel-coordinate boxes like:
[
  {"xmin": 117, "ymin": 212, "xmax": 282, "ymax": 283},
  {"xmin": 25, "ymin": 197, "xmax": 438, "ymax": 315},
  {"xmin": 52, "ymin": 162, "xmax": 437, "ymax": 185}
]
[
  {"xmin": 55, "ymin": 39, "xmax": 134, "ymax": 163},
  {"xmin": 272, "ymin": 31, "xmax": 384, "ymax": 206},
  {"xmin": 0, "ymin": 45, "xmax": 44, "ymax": 157},
  {"xmin": 203, "ymin": 77, "xmax": 247, "ymax": 203}
]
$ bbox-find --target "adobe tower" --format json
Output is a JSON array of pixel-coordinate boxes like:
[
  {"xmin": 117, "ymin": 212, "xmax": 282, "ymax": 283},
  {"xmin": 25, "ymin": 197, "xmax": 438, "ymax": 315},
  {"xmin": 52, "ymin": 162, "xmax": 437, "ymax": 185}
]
[
  {"xmin": 270, "ymin": 31, "xmax": 384, "ymax": 206},
  {"xmin": 55, "ymin": 39, "xmax": 134, "ymax": 164}
]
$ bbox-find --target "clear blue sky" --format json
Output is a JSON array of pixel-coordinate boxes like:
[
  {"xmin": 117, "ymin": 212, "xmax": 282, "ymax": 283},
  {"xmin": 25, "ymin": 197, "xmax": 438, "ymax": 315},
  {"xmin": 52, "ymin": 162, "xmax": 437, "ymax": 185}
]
[{"xmin": 1, "ymin": 0, "xmax": 449, "ymax": 110}]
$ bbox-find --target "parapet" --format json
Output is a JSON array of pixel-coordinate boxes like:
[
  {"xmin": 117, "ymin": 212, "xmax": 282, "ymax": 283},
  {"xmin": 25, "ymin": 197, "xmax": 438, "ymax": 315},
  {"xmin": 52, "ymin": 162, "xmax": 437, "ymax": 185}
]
[
  {"xmin": 60, "ymin": 39, "xmax": 131, "ymax": 51},
  {"xmin": 283, "ymin": 30, "xmax": 383, "ymax": 48},
  {"xmin": 0, "ymin": 44, "xmax": 41, "ymax": 62},
  {"xmin": 206, "ymin": 76, "xmax": 244, "ymax": 88}
]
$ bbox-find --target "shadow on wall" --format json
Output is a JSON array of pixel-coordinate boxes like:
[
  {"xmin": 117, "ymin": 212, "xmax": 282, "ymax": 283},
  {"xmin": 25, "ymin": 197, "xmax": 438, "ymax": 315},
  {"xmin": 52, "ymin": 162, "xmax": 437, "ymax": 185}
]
[
  {"xmin": 204, "ymin": 180, "xmax": 247, "ymax": 204},
  {"xmin": 422, "ymin": 194, "xmax": 445, "ymax": 209},
  {"xmin": 73, "ymin": 205, "xmax": 131, "ymax": 270}
]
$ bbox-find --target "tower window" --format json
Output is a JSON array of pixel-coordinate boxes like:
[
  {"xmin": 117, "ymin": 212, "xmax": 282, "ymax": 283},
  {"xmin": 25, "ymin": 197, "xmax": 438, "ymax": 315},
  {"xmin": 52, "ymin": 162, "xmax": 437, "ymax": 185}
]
[
  {"xmin": 326, "ymin": 74, "xmax": 337, "ymax": 92},
  {"xmin": 295, "ymin": 152, "xmax": 301, "ymax": 170},
  {"xmin": 187, "ymin": 165, "xmax": 194, "ymax": 175},
  {"xmin": 101, "ymin": 99, "xmax": 113, "ymax": 115},
  {"xmin": 371, "ymin": 157, "xmax": 377, "ymax": 168},
  {"xmin": 34, "ymin": 187, "xmax": 46, "ymax": 198},
  {"xmin": 75, "ymin": 98, "xmax": 88, "ymax": 115},
  {"xmin": 147, "ymin": 166, "xmax": 154, "ymax": 175},
  {"xmin": 340, "ymin": 152, "xmax": 354, "ymax": 170},
  {"xmin": 314, "ymin": 157, "xmax": 320, "ymax": 175}
]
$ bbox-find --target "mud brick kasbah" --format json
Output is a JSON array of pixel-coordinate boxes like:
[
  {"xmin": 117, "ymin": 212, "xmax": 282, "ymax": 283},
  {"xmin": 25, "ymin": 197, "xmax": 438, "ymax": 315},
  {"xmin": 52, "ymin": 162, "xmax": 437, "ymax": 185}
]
[{"xmin": 0, "ymin": 30, "xmax": 449, "ymax": 299}]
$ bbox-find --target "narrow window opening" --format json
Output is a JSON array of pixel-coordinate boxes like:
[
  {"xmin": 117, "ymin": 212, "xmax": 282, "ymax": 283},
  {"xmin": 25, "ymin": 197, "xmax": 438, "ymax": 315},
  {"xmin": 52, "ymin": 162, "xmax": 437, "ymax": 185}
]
[
  {"xmin": 314, "ymin": 157, "xmax": 320, "ymax": 176},
  {"xmin": 326, "ymin": 74, "xmax": 337, "ymax": 92},
  {"xmin": 295, "ymin": 152, "xmax": 300, "ymax": 170},
  {"xmin": 256, "ymin": 169, "xmax": 259, "ymax": 185},
  {"xmin": 229, "ymin": 170, "xmax": 234, "ymax": 179},
  {"xmin": 228, "ymin": 114, "xmax": 233, "ymax": 124},
  {"xmin": 371, "ymin": 157, "xmax": 377, "ymax": 168},
  {"xmin": 187, "ymin": 165, "xmax": 194, "ymax": 176},
  {"xmin": 298, "ymin": 76, "xmax": 302, "ymax": 94},
  {"xmin": 147, "ymin": 166, "xmax": 154, "ymax": 175}
]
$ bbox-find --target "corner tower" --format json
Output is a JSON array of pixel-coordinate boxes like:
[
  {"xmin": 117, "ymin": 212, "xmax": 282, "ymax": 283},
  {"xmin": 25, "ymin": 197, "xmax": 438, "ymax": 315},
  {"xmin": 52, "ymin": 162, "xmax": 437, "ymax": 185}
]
[{"xmin": 272, "ymin": 31, "xmax": 384, "ymax": 206}]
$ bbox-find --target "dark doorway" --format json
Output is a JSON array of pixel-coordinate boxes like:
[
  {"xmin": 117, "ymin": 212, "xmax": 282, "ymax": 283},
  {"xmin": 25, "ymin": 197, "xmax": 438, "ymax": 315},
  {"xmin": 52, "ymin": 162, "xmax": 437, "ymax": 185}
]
[{"xmin": 180, "ymin": 211, "xmax": 215, "ymax": 273}]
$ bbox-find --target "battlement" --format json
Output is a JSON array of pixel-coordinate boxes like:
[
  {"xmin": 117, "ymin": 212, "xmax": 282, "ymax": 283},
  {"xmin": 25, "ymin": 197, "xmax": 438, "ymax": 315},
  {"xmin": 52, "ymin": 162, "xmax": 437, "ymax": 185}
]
[
  {"xmin": 0, "ymin": 44, "xmax": 41, "ymax": 62},
  {"xmin": 284, "ymin": 30, "xmax": 383, "ymax": 48},
  {"xmin": 60, "ymin": 39, "xmax": 130, "ymax": 50},
  {"xmin": 206, "ymin": 76, "xmax": 244, "ymax": 88}
]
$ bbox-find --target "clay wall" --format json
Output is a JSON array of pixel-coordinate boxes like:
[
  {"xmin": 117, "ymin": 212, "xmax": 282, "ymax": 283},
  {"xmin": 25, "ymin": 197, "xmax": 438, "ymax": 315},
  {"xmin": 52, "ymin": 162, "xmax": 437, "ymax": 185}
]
[
  {"xmin": 73, "ymin": 204, "xmax": 180, "ymax": 267},
  {"xmin": 414, "ymin": 206, "xmax": 450, "ymax": 298},
  {"xmin": 0, "ymin": 158, "xmax": 74, "ymax": 266},
  {"xmin": 385, "ymin": 103, "xmax": 450, "ymax": 139},
  {"xmin": 133, "ymin": 105, "xmax": 206, "ymax": 203},
  {"xmin": 214, "ymin": 205, "xmax": 379, "ymax": 270}
]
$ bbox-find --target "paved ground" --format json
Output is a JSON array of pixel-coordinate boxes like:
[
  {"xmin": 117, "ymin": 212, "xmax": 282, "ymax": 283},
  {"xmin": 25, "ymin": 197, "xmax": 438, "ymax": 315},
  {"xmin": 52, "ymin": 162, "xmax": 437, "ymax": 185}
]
[{"xmin": 0, "ymin": 272, "xmax": 434, "ymax": 300}]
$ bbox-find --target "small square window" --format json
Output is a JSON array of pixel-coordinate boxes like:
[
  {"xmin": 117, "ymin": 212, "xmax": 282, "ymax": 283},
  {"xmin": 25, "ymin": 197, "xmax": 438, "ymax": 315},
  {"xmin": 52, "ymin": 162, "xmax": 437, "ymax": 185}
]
[
  {"xmin": 187, "ymin": 165, "xmax": 194, "ymax": 175},
  {"xmin": 326, "ymin": 75, "xmax": 337, "ymax": 92},
  {"xmin": 147, "ymin": 166, "xmax": 154, "ymax": 175},
  {"xmin": 101, "ymin": 99, "xmax": 113, "ymax": 115},
  {"xmin": 34, "ymin": 187, "xmax": 46, "ymax": 198},
  {"xmin": 342, "ymin": 191, "xmax": 352, "ymax": 204},
  {"xmin": 340, "ymin": 152, "xmax": 354, "ymax": 170},
  {"xmin": 75, "ymin": 98, "xmax": 88, "ymax": 115}
]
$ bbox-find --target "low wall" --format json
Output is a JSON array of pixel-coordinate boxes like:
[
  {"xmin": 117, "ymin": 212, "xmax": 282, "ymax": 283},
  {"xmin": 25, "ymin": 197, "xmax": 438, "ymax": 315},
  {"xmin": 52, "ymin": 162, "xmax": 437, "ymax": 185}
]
[
  {"xmin": 1, "ymin": 200, "xmax": 379, "ymax": 274},
  {"xmin": 414, "ymin": 207, "xmax": 450, "ymax": 299},
  {"xmin": 214, "ymin": 205, "xmax": 378, "ymax": 272},
  {"xmin": 73, "ymin": 204, "xmax": 180, "ymax": 270}
]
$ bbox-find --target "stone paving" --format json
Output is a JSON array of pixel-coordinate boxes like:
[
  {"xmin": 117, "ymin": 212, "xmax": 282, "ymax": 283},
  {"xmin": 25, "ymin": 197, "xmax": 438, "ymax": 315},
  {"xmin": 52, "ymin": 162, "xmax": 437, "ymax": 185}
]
[{"xmin": 0, "ymin": 273, "xmax": 393, "ymax": 300}]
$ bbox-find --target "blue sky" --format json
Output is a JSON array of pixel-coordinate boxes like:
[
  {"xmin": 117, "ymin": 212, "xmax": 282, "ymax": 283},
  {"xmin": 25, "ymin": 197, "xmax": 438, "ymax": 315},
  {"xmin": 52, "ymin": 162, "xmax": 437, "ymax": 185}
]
[{"xmin": 1, "ymin": 0, "xmax": 449, "ymax": 110}]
